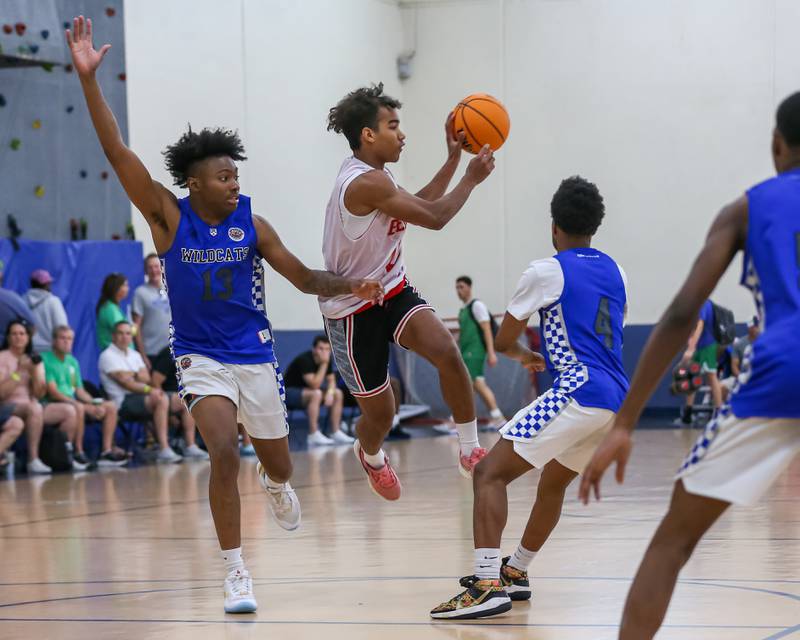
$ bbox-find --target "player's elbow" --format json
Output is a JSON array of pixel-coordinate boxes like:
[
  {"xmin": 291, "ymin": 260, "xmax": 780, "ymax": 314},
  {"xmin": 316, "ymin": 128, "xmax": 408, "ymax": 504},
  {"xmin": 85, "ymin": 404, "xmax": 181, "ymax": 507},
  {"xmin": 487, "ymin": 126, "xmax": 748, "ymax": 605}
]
[{"xmin": 663, "ymin": 300, "xmax": 695, "ymax": 329}]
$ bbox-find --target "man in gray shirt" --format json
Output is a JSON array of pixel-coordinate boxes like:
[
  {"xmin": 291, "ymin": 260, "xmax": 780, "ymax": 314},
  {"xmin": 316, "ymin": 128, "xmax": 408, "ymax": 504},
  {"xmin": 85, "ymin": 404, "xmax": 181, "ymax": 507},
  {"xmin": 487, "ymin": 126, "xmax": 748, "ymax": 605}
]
[
  {"xmin": 721, "ymin": 316, "xmax": 760, "ymax": 400},
  {"xmin": 132, "ymin": 254, "xmax": 175, "ymax": 391}
]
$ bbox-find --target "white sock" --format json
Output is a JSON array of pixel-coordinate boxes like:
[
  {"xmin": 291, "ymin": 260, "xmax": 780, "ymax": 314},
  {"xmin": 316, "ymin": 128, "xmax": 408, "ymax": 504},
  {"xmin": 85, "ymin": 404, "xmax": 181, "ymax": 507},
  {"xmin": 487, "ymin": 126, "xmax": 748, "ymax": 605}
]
[
  {"xmin": 363, "ymin": 448, "xmax": 386, "ymax": 469},
  {"xmin": 456, "ymin": 419, "xmax": 479, "ymax": 456},
  {"xmin": 474, "ymin": 548, "xmax": 501, "ymax": 581},
  {"xmin": 508, "ymin": 544, "xmax": 537, "ymax": 571},
  {"xmin": 264, "ymin": 474, "xmax": 284, "ymax": 490},
  {"xmin": 489, "ymin": 408, "xmax": 503, "ymax": 419},
  {"xmin": 392, "ymin": 414, "xmax": 400, "ymax": 429},
  {"xmin": 221, "ymin": 547, "xmax": 244, "ymax": 574}
]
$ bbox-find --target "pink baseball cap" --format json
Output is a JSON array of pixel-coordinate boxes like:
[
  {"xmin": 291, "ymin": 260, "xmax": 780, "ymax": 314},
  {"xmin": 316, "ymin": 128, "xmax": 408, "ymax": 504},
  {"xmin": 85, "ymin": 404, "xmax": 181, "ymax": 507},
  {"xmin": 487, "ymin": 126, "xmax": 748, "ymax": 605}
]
[{"xmin": 31, "ymin": 269, "xmax": 53, "ymax": 285}]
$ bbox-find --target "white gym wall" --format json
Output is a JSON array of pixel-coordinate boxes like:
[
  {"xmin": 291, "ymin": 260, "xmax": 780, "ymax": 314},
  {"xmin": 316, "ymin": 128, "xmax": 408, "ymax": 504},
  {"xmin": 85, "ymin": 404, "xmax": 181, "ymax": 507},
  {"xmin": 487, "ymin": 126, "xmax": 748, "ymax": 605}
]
[{"xmin": 126, "ymin": 0, "xmax": 800, "ymax": 328}]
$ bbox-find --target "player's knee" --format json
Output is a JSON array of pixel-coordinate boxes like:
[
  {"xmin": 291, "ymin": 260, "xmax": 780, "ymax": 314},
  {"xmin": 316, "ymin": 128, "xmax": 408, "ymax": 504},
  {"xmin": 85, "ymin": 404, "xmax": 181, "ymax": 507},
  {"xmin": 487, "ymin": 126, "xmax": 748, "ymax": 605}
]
[
  {"xmin": 310, "ymin": 389, "xmax": 323, "ymax": 404},
  {"xmin": 209, "ymin": 443, "xmax": 240, "ymax": 476}
]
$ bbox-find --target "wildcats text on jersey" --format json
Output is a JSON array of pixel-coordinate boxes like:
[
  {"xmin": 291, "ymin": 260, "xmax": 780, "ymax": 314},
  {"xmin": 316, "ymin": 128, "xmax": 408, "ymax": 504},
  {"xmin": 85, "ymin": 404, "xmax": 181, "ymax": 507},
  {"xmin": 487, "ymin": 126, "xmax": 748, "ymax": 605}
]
[{"xmin": 181, "ymin": 247, "xmax": 251, "ymax": 264}]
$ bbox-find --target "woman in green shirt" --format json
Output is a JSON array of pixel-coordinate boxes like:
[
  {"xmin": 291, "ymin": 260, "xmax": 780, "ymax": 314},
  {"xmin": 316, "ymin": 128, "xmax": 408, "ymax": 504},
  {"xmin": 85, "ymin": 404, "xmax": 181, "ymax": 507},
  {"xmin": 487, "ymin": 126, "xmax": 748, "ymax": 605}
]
[{"xmin": 96, "ymin": 273, "xmax": 130, "ymax": 349}]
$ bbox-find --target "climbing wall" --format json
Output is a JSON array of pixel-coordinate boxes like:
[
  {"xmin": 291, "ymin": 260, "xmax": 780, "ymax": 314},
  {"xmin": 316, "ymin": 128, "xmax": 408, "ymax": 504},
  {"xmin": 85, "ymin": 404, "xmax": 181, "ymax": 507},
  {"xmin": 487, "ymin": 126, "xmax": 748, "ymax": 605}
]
[{"xmin": 0, "ymin": 0, "xmax": 129, "ymax": 242}]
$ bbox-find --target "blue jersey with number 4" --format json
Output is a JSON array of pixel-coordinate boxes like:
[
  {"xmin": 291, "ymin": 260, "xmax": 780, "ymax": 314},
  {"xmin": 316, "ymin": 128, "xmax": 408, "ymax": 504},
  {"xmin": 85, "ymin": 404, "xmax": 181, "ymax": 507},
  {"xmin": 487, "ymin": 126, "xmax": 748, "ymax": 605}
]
[
  {"xmin": 731, "ymin": 169, "xmax": 800, "ymax": 418},
  {"xmin": 539, "ymin": 248, "xmax": 629, "ymax": 412},
  {"xmin": 160, "ymin": 195, "xmax": 276, "ymax": 365}
]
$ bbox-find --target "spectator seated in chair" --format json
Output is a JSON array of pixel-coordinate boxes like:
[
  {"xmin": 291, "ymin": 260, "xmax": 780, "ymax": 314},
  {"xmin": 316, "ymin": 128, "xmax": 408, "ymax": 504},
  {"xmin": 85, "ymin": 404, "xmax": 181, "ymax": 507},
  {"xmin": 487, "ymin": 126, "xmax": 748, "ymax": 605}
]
[
  {"xmin": 42, "ymin": 325, "xmax": 127, "ymax": 467},
  {"xmin": 98, "ymin": 320, "xmax": 183, "ymax": 464},
  {"xmin": 0, "ymin": 320, "xmax": 82, "ymax": 473},
  {"xmin": 284, "ymin": 335, "xmax": 354, "ymax": 446}
]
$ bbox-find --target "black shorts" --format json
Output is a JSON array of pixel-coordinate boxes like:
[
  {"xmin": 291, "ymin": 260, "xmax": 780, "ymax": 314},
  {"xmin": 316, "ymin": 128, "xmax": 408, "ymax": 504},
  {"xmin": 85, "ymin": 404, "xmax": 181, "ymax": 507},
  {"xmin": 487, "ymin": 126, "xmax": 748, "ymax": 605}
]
[
  {"xmin": 149, "ymin": 347, "xmax": 178, "ymax": 392},
  {"xmin": 324, "ymin": 285, "xmax": 431, "ymax": 397},
  {"xmin": 119, "ymin": 393, "xmax": 150, "ymax": 421}
]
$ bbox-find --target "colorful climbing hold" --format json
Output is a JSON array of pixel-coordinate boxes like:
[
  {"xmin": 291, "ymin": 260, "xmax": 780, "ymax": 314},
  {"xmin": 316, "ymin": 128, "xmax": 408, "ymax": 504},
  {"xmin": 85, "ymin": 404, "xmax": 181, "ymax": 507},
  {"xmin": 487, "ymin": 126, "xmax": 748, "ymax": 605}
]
[
  {"xmin": 2, "ymin": 25, "xmax": 12, "ymax": 35},
  {"xmin": 64, "ymin": 64, "xmax": 73, "ymax": 73},
  {"xmin": 106, "ymin": 7, "xmax": 116, "ymax": 17},
  {"xmin": 63, "ymin": 21, "xmax": 70, "ymax": 30},
  {"xmin": 9, "ymin": 139, "xmax": 21, "ymax": 151},
  {"xmin": 79, "ymin": 170, "xmax": 87, "ymax": 179},
  {"xmin": 101, "ymin": 171, "xmax": 109, "ymax": 180},
  {"xmin": 0, "ymin": 95, "xmax": 6, "ymax": 107},
  {"xmin": 41, "ymin": 63, "xmax": 54, "ymax": 72},
  {"xmin": 40, "ymin": 29, "xmax": 49, "ymax": 39},
  {"xmin": 32, "ymin": 119, "xmax": 41, "ymax": 130},
  {"xmin": 28, "ymin": 44, "xmax": 39, "ymax": 54},
  {"xmin": 14, "ymin": 23, "xmax": 26, "ymax": 36},
  {"xmin": 118, "ymin": 72, "xmax": 126, "ymax": 82},
  {"xmin": 66, "ymin": 105, "xmax": 74, "ymax": 113},
  {"xmin": 34, "ymin": 185, "xmax": 45, "ymax": 198}
]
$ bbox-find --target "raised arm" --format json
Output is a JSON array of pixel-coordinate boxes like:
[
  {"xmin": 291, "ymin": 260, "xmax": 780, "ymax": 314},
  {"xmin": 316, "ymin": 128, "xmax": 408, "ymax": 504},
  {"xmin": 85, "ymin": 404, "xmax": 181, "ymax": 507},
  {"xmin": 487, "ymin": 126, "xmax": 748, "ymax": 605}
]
[
  {"xmin": 345, "ymin": 145, "xmax": 495, "ymax": 231},
  {"xmin": 253, "ymin": 216, "xmax": 384, "ymax": 301},
  {"xmin": 66, "ymin": 16, "xmax": 177, "ymax": 251},
  {"xmin": 414, "ymin": 113, "xmax": 465, "ymax": 201},
  {"xmin": 579, "ymin": 196, "xmax": 748, "ymax": 503}
]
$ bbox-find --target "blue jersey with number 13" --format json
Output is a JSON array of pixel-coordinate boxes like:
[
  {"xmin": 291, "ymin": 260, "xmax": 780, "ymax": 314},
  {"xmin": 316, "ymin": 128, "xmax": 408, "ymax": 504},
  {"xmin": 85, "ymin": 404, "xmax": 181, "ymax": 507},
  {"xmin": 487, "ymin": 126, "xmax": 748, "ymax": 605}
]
[{"xmin": 160, "ymin": 195, "xmax": 276, "ymax": 365}]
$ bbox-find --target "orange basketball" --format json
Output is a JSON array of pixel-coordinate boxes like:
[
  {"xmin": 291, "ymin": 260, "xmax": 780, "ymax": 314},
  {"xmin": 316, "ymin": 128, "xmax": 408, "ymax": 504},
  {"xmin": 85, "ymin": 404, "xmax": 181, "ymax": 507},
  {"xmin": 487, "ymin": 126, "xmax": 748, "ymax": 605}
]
[{"xmin": 452, "ymin": 93, "xmax": 510, "ymax": 153}]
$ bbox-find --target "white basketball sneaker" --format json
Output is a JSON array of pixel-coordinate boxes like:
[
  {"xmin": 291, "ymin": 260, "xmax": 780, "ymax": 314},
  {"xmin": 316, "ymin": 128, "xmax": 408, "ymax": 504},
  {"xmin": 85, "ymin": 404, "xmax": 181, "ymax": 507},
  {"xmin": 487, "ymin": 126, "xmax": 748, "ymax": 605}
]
[
  {"xmin": 257, "ymin": 462, "xmax": 301, "ymax": 531},
  {"xmin": 223, "ymin": 568, "xmax": 257, "ymax": 613}
]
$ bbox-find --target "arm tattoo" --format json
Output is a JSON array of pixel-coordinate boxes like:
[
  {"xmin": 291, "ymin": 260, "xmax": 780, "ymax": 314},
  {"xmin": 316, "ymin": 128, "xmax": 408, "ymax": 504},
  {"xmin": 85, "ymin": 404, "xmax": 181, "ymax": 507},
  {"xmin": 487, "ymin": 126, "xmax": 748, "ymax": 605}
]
[{"xmin": 304, "ymin": 270, "xmax": 352, "ymax": 296}]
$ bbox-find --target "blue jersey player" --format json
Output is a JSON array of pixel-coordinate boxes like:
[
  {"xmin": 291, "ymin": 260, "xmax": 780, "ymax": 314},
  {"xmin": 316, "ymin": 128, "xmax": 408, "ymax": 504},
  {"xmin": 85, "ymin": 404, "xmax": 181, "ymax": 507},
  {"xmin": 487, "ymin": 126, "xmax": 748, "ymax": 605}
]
[
  {"xmin": 67, "ymin": 17, "xmax": 383, "ymax": 615},
  {"xmin": 581, "ymin": 92, "xmax": 800, "ymax": 639},
  {"xmin": 431, "ymin": 176, "xmax": 629, "ymax": 619}
]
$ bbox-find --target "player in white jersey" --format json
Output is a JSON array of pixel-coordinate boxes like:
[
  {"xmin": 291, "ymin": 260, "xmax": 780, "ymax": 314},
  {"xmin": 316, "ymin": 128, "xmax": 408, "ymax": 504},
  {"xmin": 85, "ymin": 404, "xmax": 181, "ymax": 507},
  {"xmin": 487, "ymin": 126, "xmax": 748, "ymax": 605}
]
[{"xmin": 322, "ymin": 83, "xmax": 495, "ymax": 500}]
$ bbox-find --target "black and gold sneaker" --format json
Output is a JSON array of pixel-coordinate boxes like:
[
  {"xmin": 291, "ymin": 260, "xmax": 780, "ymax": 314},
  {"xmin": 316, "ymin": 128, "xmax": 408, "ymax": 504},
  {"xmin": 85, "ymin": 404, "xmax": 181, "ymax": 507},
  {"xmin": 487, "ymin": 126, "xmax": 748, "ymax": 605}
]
[
  {"xmin": 430, "ymin": 578, "xmax": 512, "ymax": 620},
  {"xmin": 500, "ymin": 556, "xmax": 531, "ymax": 601}
]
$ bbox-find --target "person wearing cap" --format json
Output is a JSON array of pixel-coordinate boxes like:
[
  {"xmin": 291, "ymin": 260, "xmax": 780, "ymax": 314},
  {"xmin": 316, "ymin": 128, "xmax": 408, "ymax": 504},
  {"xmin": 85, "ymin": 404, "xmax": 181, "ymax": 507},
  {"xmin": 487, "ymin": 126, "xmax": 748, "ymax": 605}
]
[
  {"xmin": 24, "ymin": 269, "xmax": 68, "ymax": 354},
  {"xmin": 0, "ymin": 260, "xmax": 36, "ymax": 338}
]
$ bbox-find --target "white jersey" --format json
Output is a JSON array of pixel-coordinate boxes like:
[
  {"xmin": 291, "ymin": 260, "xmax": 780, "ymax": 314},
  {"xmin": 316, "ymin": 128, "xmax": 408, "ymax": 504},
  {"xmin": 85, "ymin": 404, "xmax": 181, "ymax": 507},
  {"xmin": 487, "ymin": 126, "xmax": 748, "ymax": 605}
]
[{"xmin": 319, "ymin": 156, "xmax": 408, "ymax": 319}]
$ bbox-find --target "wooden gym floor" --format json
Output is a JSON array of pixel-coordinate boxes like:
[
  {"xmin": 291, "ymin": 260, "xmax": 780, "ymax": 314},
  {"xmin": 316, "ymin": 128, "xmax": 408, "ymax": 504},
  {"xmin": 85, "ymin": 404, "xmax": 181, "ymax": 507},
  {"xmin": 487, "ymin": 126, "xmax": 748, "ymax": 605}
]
[{"xmin": 0, "ymin": 428, "xmax": 798, "ymax": 639}]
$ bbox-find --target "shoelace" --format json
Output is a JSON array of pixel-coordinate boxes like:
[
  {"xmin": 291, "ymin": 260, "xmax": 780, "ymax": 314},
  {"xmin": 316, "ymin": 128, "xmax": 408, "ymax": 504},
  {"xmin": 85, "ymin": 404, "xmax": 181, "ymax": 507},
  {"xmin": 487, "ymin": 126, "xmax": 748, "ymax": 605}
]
[
  {"xmin": 268, "ymin": 486, "xmax": 295, "ymax": 514},
  {"xmin": 371, "ymin": 464, "xmax": 397, "ymax": 488},
  {"xmin": 228, "ymin": 571, "xmax": 252, "ymax": 597}
]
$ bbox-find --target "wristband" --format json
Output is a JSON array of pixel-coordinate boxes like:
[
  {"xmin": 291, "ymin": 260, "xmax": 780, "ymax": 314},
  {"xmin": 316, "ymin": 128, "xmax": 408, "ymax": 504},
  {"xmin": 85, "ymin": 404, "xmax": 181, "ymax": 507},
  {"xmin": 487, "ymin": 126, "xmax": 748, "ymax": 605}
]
[
  {"xmin": 10, "ymin": 372, "xmax": 20, "ymax": 382},
  {"xmin": 143, "ymin": 384, "xmax": 152, "ymax": 394}
]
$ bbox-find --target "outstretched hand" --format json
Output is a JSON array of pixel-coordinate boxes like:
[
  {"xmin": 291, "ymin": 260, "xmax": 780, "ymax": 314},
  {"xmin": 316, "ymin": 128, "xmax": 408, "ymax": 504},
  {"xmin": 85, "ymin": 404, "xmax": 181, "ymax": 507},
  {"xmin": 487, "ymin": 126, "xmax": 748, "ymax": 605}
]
[
  {"xmin": 578, "ymin": 427, "xmax": 633, "ymax": 505},
  {"xmin": 520, "ymin": 350, "xmax": 545, "ymax": 372},
  {"xmin": 445, "ymin": 112, "xmax": 466, "ymax": 160},
  {"xmin": 66, "ymin": 15, "xmax": 111, "ymax": 77},
  {"xmin": 351, "ymin": 279, "xmax": 385, "ymax": 305}
]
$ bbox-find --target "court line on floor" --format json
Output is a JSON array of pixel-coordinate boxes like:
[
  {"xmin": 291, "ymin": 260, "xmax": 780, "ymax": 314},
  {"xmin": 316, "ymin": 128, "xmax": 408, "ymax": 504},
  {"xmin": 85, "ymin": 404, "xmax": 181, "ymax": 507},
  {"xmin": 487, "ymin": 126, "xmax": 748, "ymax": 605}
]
[
  {"xmin": 2, "ymin": 575, "xmax": 798, "ymax": 587},
  {"xmin": 0, "ymin": 465, "xmax": 451, "ymax": 529},
  {"xmin": 1, "ymin": 575, "xmax": 798, "ymax": 611},
  {"xmin": 762, "ymin": 624, "xmax": 800, "ymax": 639},
  {"xmin": 0, "ymin": 616, "xmax": 789, "ymax": 631}
]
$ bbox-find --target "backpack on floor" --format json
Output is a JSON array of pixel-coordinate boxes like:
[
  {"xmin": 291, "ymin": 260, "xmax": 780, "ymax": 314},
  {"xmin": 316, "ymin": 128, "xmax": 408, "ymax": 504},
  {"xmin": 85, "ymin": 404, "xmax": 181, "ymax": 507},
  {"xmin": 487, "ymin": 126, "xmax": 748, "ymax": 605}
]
[{"xmin": 39, "ymin": 425, "xmax": 71, "ymax": 472}]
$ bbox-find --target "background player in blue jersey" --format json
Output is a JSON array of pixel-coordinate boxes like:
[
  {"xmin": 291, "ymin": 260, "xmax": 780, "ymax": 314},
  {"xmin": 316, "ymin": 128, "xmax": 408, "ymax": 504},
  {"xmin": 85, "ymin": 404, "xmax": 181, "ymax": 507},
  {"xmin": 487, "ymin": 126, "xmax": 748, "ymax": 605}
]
[
  {"xmin": 67, "ymin": 17, "xmax": 383, "ymax": 615},
  {"xmin": 580, "ymin": 93, "xmax": 800, "ymax": 639},
  {"xmin": 431, "ymin": 176, "xmax": 629, "ymax": 619}
]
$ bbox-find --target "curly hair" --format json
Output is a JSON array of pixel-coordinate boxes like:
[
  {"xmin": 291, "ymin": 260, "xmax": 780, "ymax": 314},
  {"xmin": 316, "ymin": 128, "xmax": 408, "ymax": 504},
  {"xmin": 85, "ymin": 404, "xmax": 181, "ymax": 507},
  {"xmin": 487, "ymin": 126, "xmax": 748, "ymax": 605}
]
[
  {"xmin": 162, "ymin": 126, "xmax": 247, "ymax": 188},
  {"xmin": 327, "ymin": 83, "xmax": 402, "ymax": 150},
  {"xmin": 550, "ymin": 176, "xmax": 605, "ymax": 236},
  {"xmin": 777, "ymin": 91, "xmax": 800, "ymax": 147}
]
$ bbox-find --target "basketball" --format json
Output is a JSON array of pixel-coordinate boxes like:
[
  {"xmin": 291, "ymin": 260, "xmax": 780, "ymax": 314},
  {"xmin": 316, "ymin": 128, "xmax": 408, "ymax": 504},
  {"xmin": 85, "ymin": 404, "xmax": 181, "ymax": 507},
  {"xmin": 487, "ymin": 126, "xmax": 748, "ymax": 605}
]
[{"xmin": 452, "ymin": 93, "xmax": 510, "ymax": 153}]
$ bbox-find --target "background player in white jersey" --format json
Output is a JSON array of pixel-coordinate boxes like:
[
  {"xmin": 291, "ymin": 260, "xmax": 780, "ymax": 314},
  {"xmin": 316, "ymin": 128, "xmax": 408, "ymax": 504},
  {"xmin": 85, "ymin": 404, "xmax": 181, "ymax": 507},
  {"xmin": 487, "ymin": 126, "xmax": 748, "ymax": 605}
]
[
  {"xmin": 322, "ymin": 84, "xmax": 495, "ymax": 500},
  {"xmin": 67, "ymin": 17, "xmax": 382, "ymax": 614},
  {"xmin": 580, "ymin": 92, "xmax": 800, "ymax": 639},
  {"xmin": 431, "ymin": 176, "xmax": 629, "ymax": 619}
]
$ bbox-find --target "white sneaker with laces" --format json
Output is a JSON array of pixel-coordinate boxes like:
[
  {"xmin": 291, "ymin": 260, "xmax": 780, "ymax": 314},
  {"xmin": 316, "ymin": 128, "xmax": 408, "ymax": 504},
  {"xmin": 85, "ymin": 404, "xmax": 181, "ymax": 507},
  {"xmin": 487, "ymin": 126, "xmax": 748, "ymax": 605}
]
[
  {"xmin": 307, "ymin": 430, "xmax": 335, "ymax": 446},
  {"xmin": 330, "ymin": 430, "xmax": 355, "ymax": 444},
  {"xmin": 28, "ymin": 458, "xmax": 52, "ymax": 474},
  {"xmin": 183, "ymin": 444, "xmax": 209, "ymax": 459},
  {"xmin": 223, "ymin": 568, "xmax": 257, "ymax": 613},
  {"xmin": 257, "ymin": 462, "xmax": 301, "ymax": 531},
  {"xmin": 156, "ymin": 447, "xmax": 183, "ymax": 464}
]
